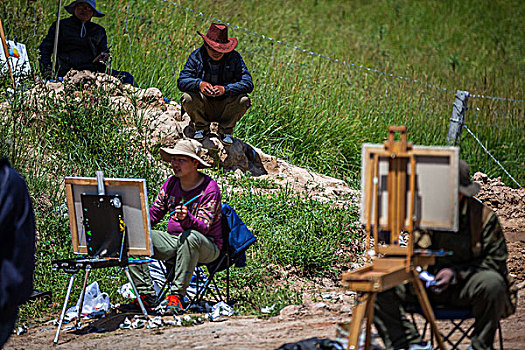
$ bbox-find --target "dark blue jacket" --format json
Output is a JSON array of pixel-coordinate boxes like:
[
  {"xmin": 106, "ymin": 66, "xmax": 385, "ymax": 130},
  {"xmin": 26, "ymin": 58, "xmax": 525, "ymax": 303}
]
[
  {"xmin": 177, "ymin": 46, "xmax": 254, "ymax": 97},
  {"xmin": 0, "ymin": 158, "xmax": 36, "ymax": 318},
  {"xmin": 38, "ymin": 16, "xmax": 108, "ymax": 76}
]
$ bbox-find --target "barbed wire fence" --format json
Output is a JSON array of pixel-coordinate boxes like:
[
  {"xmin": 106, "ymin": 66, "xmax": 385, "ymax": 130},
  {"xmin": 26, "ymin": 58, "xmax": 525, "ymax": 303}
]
[
  {"xmin": 152, "ymin": 0, "xmax": 523, "ymax": 187},
  {"xmin": 2, "ymin": 0, "xmax": 523, "ymax": 187}
]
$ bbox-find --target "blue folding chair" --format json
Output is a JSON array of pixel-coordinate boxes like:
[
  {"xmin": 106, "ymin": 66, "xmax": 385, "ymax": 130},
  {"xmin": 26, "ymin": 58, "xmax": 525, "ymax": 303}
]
[{"xmin": 156, "ymin": 204, "xmax": 256, "ymax": 308}]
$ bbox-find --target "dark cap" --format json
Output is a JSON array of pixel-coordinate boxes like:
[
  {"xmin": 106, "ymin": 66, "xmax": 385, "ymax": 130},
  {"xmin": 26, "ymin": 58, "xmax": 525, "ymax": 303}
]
[{"xmin": 459, "ymin": 159, "xmax": 481, "ymax": 197}]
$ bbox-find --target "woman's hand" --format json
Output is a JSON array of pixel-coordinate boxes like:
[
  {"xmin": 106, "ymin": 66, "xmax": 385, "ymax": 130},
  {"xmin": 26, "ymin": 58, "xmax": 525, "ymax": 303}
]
[{"xmin": 173, "ymin": 205, "xmax": 188, "ymax": 221}]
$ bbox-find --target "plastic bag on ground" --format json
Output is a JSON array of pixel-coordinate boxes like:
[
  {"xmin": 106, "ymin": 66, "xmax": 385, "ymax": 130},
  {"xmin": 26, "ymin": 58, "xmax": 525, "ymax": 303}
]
[
  {"xmin": 118, "ymin": 282, "xmax": 135, "ymax": 299},
  {"xmin": 65, "ymin": 281, "xmax": 110, "ymax": 320}
]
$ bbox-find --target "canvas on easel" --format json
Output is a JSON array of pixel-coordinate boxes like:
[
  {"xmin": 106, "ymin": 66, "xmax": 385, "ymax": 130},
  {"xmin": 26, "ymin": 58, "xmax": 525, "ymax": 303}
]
[
  {"xmin": 65, "ymin": 177, "xmax": 153, "ymax": 256},
  {"xmin": 360, "ymin": 144, "xmax": 459, "ymax": 233},
  {"xmin": 80, "ymin": 193, "xmax": 126, "ymax": 258},
  {"xmin": 0, "ymin": 40, "xmax": 31, "ymax": 78}
]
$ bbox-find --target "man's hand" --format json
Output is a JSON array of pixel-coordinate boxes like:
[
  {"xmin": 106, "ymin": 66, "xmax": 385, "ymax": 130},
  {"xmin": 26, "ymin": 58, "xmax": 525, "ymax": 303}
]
[
  {"xmin": 431, "ymin": 268, "xmax": 456, "ymax": 293},
  {"xmin": 93, "ymin": 52, "xmax": 111, "ymax": 64},
  {"xmin": 173, "ymin": 205, "xmax": 188, "ymax": 221},
  {"xmin": 212, "ymin": 85, "xmax": 225, "ymax": 97},
  {"xmin": 200, "ymin": 81, "xmax": 226, "ymax": 97},
  {"xmin": 200, "ymin": 81, "xmax": 216, "ymax": 97}
]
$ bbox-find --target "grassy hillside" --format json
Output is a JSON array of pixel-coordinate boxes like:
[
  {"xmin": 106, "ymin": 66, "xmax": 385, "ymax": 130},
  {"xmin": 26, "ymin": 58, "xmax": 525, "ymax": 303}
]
[
  {"xmin": 2, "ymin": 0, "xmax": 524, "ymax": 184},
  {"xmin": 0, "ymin": 0, "xmax": 523, "ymax": 321}
]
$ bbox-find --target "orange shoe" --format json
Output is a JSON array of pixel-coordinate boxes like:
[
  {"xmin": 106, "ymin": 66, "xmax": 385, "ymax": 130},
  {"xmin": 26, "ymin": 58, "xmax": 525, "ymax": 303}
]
[{"xmin": 165, "ymin": 294, "xmax": 184, "ymax": 314}]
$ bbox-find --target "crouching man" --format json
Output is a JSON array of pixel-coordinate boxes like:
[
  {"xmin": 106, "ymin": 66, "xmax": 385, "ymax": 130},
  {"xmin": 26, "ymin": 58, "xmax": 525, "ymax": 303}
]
[
  {"xmin": 177, "ymin": 23, "xmax": 254, "ymax": 145},
  {"xmin": 128, "ymin": 140, "xmax": 222, "ymax": 313}
]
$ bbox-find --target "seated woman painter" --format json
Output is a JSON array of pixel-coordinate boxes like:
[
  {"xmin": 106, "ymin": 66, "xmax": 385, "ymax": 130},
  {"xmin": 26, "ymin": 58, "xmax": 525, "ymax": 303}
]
[
  {"xmin": 127, "ymin": 139, "xmax": 222, "ymax": 314},
  {"xmin": 38, "ymin": 0, "xmax": 135, "ymax": 85}
]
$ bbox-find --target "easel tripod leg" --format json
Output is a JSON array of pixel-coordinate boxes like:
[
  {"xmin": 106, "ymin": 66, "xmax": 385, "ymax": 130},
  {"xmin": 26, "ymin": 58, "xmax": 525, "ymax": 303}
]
[
  {"xmin": 364, "ymin": 293, "xmax": 376, "ymax": 350},
  {"xmin": 410, "ymin": 272, "xmax": 446, "ymax": 349},
  {"xmin": 124, "ymin": 266, "xmax": 149, "ymax": 318},
  {"xmin": 347, "ymin": 292, "xmax": 375, "ymax": 350},
  {"xmin": 76, "ymin": 268, "xmax": 91, "ymax": 328},
  {"xmin": 53, "ymin": 272, "xmax": 76, "ymax": 345}
]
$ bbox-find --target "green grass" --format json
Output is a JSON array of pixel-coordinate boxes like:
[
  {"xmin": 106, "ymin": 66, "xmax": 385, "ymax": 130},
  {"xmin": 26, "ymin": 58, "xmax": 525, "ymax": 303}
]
[
  {"xmin": 0, "ymin": 0, "xmax": 523, "ymax": 323},
  {"xmin": 2, "ymin": 0, "xmax": 523, "ymax": 185}
]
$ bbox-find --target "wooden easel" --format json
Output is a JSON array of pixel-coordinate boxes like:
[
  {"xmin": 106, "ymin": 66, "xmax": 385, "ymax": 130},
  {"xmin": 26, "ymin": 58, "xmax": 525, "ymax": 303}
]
[
  {"xmin": 0, "ymin": 18, "xmax": 16, "ymax": 89},
  {"xmin": 342, "ymin": 126, "xmax": 446, "ymax": 350}
]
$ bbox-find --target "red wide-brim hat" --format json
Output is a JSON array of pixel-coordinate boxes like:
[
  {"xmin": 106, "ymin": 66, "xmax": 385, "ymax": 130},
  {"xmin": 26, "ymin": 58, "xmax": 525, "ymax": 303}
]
[{"xmin": 197, "ymin": 23, "xmax": 238, "ymax": 54}]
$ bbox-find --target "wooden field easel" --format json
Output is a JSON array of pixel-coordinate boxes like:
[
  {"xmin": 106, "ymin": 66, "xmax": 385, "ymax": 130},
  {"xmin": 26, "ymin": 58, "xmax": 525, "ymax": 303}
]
[
  {"xmin": 342, "ymin": 126, "xmax": 447, "ymax": 350},
  {"xmin": 0, "ymin": 18, "xmax": 16, "ymax": 89}
]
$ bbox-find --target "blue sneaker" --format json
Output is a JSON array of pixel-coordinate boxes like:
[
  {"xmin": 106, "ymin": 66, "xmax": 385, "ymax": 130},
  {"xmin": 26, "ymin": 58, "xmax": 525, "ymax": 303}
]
[
  {"xmin": 408, "ymin": 342, "xmax": 432, "ymax": 350},
  {"xmin": 194, "ymin": 129, "xmax": 204, "ymax": 140},
  {"xmin": 222, "ymin": 134, "xmax": 233, "ymax": 145}
]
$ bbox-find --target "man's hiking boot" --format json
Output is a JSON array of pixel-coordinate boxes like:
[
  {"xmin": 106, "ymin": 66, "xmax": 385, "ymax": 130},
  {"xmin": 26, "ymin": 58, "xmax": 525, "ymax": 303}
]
[
  {"xmin": 222, "ymin": 134, "xmax": 233, "ymax": 145},
  {"xmin": 194, "ymin": 129, "xmax": 205, "ymax": 140},
  {"xmin": 118, "ymin": 294, "xmax": 156, "ymax": 314},
  {"xmin": 165, "ymin": 294, "xmax": 184, "ymax": 315}
]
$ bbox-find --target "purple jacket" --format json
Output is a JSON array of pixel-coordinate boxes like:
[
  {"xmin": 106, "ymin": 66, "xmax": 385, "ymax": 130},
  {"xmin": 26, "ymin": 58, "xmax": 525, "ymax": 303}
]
[{"xmin": 149, "ymin": 174, "xmax": 222, "ymax": 250}]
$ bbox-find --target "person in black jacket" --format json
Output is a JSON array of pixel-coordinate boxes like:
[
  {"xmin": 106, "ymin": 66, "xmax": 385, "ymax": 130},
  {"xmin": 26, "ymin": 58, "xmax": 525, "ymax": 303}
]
[
  {"xmin": 0, "ymin": 157, "xmax": 36, "ymax": 348},
  {"xmin": 38, "ymin": 0, "xmax": 135, "ymax": 85},
  {"xmin": 177, "ymin": 23, "xmax": 254, "ymax": 145}
]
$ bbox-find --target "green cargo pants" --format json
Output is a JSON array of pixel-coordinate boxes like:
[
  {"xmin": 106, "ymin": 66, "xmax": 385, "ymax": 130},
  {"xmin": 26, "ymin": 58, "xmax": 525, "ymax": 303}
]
[
  {"xmin": 129, "ymin": 229, "xmax": 220, "ymax": 298},
  {"xmin": 181, "ymin": 91, "xmax": 250, "ymax": 135},
  {"xmin": 373, "ymin": 269, "xmax": 507, "ymax": 350}
]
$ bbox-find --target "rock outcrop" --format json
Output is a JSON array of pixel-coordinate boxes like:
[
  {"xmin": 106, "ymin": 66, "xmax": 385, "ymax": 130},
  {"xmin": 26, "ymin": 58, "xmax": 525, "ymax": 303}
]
[{"xmin": 23, "ymin": 70, "xmax": 358, "ymax": 203}]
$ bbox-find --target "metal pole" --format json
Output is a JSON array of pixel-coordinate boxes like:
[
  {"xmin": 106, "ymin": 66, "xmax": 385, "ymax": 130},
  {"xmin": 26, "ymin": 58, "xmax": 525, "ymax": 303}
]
[
  {"xmin": 96, "ymin": 170, "xmax": 105, "ymax": 195},
  {"xmin": 0, "ymin": 18, "xmax": 15, "ymax": 89},
  {"xmin": 446, "ymin": 90, "xmax": 469, "ymax": 146},
  {"xmin": 51, "ymin": 0, "xmax": 63, "ymax": 77},
  {"xmin": 53, "ymin": 272, "xmax": 76, "ymax": 345}
]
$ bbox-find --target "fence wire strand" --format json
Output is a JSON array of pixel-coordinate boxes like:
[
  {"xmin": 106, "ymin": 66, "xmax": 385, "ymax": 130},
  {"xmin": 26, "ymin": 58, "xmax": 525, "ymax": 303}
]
[
  {"xmin": 155, "ymin": 0, "xmax": 524, "ymax": 103},
  {"xmin": 463, "ymin": 125, "xmax": 522, "ymax": 188}
]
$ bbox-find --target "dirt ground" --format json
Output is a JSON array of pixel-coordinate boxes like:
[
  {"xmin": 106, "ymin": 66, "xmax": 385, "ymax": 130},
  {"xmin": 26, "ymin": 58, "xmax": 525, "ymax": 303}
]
[{"xmin": 5, "ymin": 176, "xmax": 525, "ymax": 350}]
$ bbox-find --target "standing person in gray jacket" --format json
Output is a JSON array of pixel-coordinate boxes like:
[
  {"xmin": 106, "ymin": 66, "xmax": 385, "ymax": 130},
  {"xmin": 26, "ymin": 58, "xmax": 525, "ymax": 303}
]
[{"xmin": 177, "ymin": 23, "xmax": 254, "ymax": 145}]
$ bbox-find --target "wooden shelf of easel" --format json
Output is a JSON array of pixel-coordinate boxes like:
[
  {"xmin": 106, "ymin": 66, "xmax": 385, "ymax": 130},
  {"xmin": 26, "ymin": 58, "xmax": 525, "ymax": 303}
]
[
  {"xmin": 341, "ymin": 258, "xmax": 410, "ymax": 292},
  {"xmin": 342, "ymin": 255, "xmax": 436, "ymax": 293}
]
